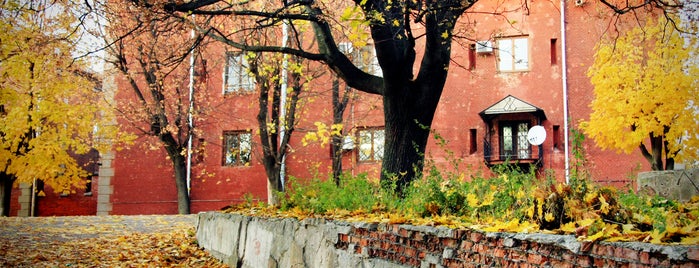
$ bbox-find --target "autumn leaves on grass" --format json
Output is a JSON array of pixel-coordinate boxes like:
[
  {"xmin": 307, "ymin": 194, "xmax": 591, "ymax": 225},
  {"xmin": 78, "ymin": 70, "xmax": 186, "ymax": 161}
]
[{"xmin": 226, "ymin": 166, "xmax": 699, "ymax": 245}]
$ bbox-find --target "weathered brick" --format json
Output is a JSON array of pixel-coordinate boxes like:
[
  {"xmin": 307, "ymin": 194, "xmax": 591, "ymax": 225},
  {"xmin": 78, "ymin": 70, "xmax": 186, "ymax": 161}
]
[
  {"xmin": 576, "ymin": 255, "xmax": 592, "ymax": 267},
  {"xmin": 404, "ymin": 247, "xmax": 417, "ymax": 257},
  {"xmin": 359, "ymin": 238, "xmax": 369, "ymax": 247},
  {"xmin": 639, "ymin": 251, "xmax": 651, "ymax": 264},
  {"xmin": 398, "ymin": 227, "xmax": 411, "ymax": 238},
  {"xmin": 471, "ymin": 232, "xmax": 484, "ymax": 243},
  {"xmin": 687, "ymin": 247, "xmax": 699, "ymax": 262},
  {"xmin": 678, "ymin": 263, "xmax": 698, "ymax": 268},
  {"xmin": 509, "ymin": 250, "xmax": 524, "ymax": 262},
  {"xmin": 619, "ymin": 247, "xmax": 639, "ymax": 262},
  {"xmin": 441, "ymin": 237, "xmax": 458, "ymax": 248},
  {"xmin": 493, "ymin": 248, "xmax": 506, "ymax": 258},
  {"xmin": 460, "ymin": 240, "xmax": 474, "ymax": 251},
  {"xmin": 593, "ymin": 257, "xmax": 606, "ymax": 267},
  {"xmin": 548, "ymin": 259, "xmax": 574, "ymax": 268},
  {"xmin": 527, "ymin": 254, "xmax": 543, "ymax": 265}
]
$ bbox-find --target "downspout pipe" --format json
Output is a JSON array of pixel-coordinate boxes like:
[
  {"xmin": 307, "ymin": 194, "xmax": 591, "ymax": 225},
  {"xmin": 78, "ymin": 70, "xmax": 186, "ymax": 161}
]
[
  {"xmin": 560, "ymin": 0, "xmax": 571, "ymax": 184},
  {"xmin": 186, "ymin": 17, "xmax": 195, "ymax": 195},
  {"xmin": 279, "ymin": 21, "xmax": 290, "ymax": 190}
]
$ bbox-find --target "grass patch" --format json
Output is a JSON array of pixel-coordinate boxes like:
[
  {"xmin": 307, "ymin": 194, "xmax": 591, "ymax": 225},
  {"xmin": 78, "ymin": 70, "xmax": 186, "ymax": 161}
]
[{"xmin": 230, "ymin": 163, "xmax": 699, "ymax": 245}]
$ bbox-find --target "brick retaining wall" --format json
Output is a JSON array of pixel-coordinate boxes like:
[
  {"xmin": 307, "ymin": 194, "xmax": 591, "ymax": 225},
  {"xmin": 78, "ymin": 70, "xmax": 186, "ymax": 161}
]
[
  {"xmin": 196, "ymin": 212, "xmax": 699, "ymax": 267},
  {"xmin": 339, "ymin": 222, "xmax": 699, "ymax": 267}
]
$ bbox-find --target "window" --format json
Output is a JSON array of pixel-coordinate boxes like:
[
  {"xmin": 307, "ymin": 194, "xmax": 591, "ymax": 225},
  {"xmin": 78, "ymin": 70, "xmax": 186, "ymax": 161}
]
[
  {"xmin": 223, "ymin": 53, "xmax": 255, "ymax": 94},
  {"xmin": 469, "ymin": 129, "xmax": 478, "ymax": 154},
  {"xmin": 358, "ymin": 128, "xmax": 384, "ymax": 162},
  {"xmin": 550, "ymin": 38, "xmax": 558, "ymax": 65},
  {"xmin": 553, "ymin": 125, "xmax": 560, "ymax": 150},
  {"xmin": 468, "ymin": 44, "xmax": 476, "ymax": 70},
  {"xmin": 338, "ymin": 42, "xmax": 383, "ymax": 77},
  {"xmin": 500, "ymin": 121, "xmax": 530, "ymax": 159},
  {"xmin": 222, "ymin": 131, "xmax": 252, "ymax": 166},
  {"xmin": 497, "ymin": 37, "xmax": 529, "ymax": 72}
]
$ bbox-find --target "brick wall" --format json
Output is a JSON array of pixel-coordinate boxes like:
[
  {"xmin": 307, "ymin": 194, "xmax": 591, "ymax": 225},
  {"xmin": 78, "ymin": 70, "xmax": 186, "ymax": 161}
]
[{"xmin": 336, "ymin": 223, "xmax": 699, "ymax": 267}]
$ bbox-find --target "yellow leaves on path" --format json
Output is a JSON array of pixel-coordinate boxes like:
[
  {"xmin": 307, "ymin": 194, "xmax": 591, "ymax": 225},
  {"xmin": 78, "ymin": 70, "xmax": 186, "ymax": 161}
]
[{"xmin": 0, "ymin": 215, "xmax": 226, "ymax": 267}]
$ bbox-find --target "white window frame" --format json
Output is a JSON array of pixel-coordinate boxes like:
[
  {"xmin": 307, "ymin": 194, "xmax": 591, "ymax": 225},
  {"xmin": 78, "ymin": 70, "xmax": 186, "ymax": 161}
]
[
  {"xmin": 222, "ymin": 131, "xmax": 252, "ymax": 166},
  {"xmin": 497, "ymin": 36, "xmax": 529, "ymax": 72},
  {"xmin": 223, "ymin": 52, "xmax": 255, "ymax": 94}
]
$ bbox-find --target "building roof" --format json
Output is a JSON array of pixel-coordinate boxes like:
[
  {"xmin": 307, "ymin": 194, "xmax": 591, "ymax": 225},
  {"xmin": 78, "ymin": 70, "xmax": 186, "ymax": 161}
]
[{"xmin": 479, "ymin": 95, "xmax": 547, "ymax": 121}]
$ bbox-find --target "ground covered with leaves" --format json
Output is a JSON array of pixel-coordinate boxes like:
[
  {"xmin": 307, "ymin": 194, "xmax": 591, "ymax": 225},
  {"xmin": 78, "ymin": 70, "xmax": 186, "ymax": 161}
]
[
  {"xmin": 0, "ymin": 215, "xmax": 227, "ymax": 267},
  {"xmin": 228, "ymin": 164, "xmax": 699, "ymax": 246}
]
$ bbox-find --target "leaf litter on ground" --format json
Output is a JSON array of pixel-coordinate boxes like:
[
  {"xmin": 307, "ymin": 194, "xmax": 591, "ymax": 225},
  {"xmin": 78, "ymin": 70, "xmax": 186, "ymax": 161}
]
[{"xmin": 0, "ymin": 215, "xmax": 227, "ymax": 267}]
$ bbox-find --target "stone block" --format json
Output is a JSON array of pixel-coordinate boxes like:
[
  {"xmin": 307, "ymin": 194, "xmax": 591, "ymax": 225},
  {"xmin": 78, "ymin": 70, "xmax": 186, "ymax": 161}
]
[
  {"xmin": 99, "ymin": 167, "xmax": 114, "ymax": 177},
  {"xmin": 638, "ymin": 169, "xmax": 699, "ymax": 202}
]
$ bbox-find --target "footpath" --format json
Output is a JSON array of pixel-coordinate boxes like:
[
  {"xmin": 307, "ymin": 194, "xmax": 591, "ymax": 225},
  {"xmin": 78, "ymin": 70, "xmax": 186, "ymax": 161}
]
[{"xmin": 0, "ymin": 214, "xmax": 227, "ymax": 267}]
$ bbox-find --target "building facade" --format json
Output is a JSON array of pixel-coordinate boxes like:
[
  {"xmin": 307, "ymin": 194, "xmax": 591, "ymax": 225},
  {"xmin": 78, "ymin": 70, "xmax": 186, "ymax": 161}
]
[{"xmin": 10, "ymin": 1, "xmax": 653, "ymax": 216}]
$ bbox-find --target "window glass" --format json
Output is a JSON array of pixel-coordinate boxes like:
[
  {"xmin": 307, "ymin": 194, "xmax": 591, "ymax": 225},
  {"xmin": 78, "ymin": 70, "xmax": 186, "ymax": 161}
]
[
  {"xmin": 517, "ymin": 123, "xmax": 529, "ymax": 159},
  {"xmin": 498, "ymin": 39, "xmax": 514, "ymax": 71},
  {"xmin": 503, "ymin": 126, "xmax": 513, "ymax": 153},
  {"xmin": 500, "ymin": 121, "xmax": 531, "ymax": 160},
  {"xmin": 358, "ymin": 128, "xmax": 384, "ymax": 162},
  {"xmin": 497, "ymin": 37, "xmax": 529, "ymax": 72},
  {"xmin": 223, "ymin": 131, "xmax": 252, "ymax": 166},
  {"xmin": 224, "ymin": 53, "xmax": 255, "ymax": 94},
  {"xmin": 513, "ymin": 38, "xmax": 529, "ymax": 70},
  {"xmin": 338, "ymin": 42, "xmax": 383, "ymax": 77},
  {"xmin": 373, "ymin": 129, "xmax": 384, "ymax": 160}
]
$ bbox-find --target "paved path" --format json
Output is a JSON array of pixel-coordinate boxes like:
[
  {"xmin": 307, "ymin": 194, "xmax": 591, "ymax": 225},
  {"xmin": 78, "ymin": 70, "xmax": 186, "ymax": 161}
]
[
  {"xmin": 0, "ymin": 214, "xmax": 208, "ymax": 267},
  {"xmin": 0, "ymin": 214, "xmax": 197, "ymax": 242}
]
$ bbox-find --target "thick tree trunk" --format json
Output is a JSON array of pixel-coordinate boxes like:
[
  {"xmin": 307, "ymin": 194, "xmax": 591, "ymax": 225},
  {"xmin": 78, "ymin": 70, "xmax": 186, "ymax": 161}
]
[
  {"xmin": 640, "ymin": 134, "xmax": 665, "ymax": 171},
  {"xmin": 380, "ymin": 90, "xmax": 437, "ymax": 194},
  {"xmin": 374, "ymin": 4, "xmax": 457, "ymax": 195},
  {"xmin": 170, "ymin": 153, "xmax": 191, "ymax": 214},
  {"xmin": 0, "ymin": 173, "xmax": 15, "ymax": 217}
]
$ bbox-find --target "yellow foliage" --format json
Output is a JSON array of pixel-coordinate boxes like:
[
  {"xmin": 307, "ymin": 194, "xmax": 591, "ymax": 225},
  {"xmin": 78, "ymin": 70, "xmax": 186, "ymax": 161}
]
[
  {"xmin": 0, "ymin": 1, "xmax": 120, "ymax": 191},
  {"xmin": 302, "ymin": 122, "xmax": 344, "ymax": 147},
  {"xmin": 584, "ymin": 15, "xmax": 699, "ymax": 163}
]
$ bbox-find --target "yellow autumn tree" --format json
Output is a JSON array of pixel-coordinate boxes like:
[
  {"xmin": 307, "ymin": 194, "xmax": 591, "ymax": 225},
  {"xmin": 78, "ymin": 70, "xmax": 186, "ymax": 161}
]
[
  {"xmin": 583, "ymin": 16, "xmax": 699, "ymax": 171},
  {"xmin": 0, "ymin": 1, "xmax": 119, "ymax": 215}
]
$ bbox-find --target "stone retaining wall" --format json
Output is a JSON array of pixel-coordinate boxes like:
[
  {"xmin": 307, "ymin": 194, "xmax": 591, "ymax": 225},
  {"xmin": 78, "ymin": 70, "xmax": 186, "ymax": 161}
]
[{"xmin": 196, "ymin": 212, "xmax": 699, "ymax": 267}]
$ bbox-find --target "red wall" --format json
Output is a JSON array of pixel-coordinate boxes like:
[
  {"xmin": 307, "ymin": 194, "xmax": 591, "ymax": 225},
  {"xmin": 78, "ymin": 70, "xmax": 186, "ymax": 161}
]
[{"xmin": 9, "ymin": 176, "xmax": 97, "ymax": 217}]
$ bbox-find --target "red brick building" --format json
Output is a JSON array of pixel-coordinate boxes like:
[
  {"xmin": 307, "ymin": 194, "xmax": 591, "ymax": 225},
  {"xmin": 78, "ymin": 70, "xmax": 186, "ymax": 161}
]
[{"xmin": 10, "ymin": 1, "xmax": 653, "ymax": 216}]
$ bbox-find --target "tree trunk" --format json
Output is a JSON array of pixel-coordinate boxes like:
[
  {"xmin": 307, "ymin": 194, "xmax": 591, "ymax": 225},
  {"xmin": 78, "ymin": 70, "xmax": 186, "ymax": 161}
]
[
  {"xmin": 380, "ymin": 91, "xmax": 437, "ymax": 194},
  {"xmin": 331, "ymin": 136, "xmax": 343, "ymax": 186},
  {"xmin": 640, "ymin": 134, "xmax": 665, "ymax": 171},
  {"xmin": 170, "ymin": 153, "xmax": 191, "ymax": 214},
  {"xmin": 263, "ymin": 160, "xmax": 283, "ymax": 205},
  {"xmin": 0, "ymin": 173, "xmax": 15, "ymax": 217},
  {"xmin": 331, "ymin": 77, "xmax": 351, "ymax": 186},
  {"xmin": 374, "ymin": 5, "xmax": 457, "ymax": 195},
  {"xmin": 257, "ymin": 74, "xmax": 284, "ymax": 205},
  {"xmin": 663, "ymin": 135, "xmax": 675, "ymax": 170}
]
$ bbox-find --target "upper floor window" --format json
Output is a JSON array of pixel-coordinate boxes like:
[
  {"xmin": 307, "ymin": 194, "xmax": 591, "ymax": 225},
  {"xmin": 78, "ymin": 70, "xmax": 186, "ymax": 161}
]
[
  {"xmin": 339, "ymin": 42, "xmax": 383, "ymax": 77},
  {"xmin": 497, "ymin": 37, "xmax": 529, "ymax": 72},
  {"xmin": 222, "ymin": 131, "xmax": 252, "ymax": 166},
  {"xmin": 358, "ymin": 127, "xmax": 384, "ymax": 162},
  {"xmin": 223, "ymin": 52, "xmax": 255, "ymax": 94}
]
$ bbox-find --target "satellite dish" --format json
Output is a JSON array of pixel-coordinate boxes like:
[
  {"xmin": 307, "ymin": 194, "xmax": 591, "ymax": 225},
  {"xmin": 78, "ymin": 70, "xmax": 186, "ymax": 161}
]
[{"xmin": 527, "ymin": 125, "xmax": 546, "ymax": 146}]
